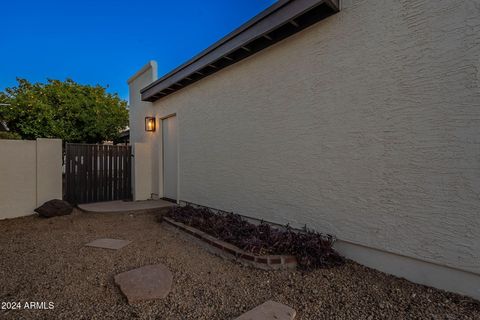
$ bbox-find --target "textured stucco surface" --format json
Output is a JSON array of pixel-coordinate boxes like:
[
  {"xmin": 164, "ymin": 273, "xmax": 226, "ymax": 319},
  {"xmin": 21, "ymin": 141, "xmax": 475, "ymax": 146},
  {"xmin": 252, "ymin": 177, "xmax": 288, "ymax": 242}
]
[
  {"xmin": 36, "ymin": 138, "xmax": 62, "ymax": 206},
  {"xmin": 130, "ymin": 0, "xmax": 480, "ymax": 281},
  {"xmin": 132, "ymin": 142, "xmax": 152, "ymax": 201},
  {"xmin": 128, "ymin": 61, "xmax": 160, "ymax": 199},
  {"xmin": 128, "ymin": 61, "xmax": 158, "ymax": 146}
]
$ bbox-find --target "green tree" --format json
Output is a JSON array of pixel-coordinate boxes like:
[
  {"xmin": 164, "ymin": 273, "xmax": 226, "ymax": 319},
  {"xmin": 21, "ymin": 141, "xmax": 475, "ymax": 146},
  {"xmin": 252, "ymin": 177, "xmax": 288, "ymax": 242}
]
[{"xmin": 0, "ymin": 78, "xmax": 128, "ymax": 143}]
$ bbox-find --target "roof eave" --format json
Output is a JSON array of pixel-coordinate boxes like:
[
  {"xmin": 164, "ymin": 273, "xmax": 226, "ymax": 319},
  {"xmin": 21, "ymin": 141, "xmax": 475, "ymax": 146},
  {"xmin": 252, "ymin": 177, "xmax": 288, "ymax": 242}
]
[{"xmin": 141, "ymin": 0, "xmax": 340, "ymax": 102}]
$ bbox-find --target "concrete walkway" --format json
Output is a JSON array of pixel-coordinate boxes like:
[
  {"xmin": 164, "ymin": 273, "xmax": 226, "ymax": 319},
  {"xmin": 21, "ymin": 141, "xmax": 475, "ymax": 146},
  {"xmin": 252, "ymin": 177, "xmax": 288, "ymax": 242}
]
[{"xmin": 78, "ymin": 200, "xmax": 174, "ymax": 214}]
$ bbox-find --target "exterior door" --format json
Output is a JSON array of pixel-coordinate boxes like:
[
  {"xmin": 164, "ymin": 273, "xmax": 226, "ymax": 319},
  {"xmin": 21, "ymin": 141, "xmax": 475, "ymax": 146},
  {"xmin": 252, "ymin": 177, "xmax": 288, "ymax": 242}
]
[{"xmin": 162, "ymin": 115, "xmax": 178, "ymax": 201}]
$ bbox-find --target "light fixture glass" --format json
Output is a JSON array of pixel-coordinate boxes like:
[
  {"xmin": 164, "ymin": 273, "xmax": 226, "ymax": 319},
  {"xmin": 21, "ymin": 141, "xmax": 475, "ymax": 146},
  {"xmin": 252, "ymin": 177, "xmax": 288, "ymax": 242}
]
[{"xmin": 145, "ymin": 117, "xmax": 156, "ymax": 132}]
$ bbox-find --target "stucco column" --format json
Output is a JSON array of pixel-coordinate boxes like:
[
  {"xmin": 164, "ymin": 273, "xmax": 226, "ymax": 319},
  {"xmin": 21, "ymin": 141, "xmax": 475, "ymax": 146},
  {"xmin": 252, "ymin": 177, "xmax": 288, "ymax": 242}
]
[
  {"xmin": 127, "ymin": 61, "xmax": 158, "ymax": 200},
  {"xmin": 36, "ymin": 138, "xmax": 62, "ymax": 206}
]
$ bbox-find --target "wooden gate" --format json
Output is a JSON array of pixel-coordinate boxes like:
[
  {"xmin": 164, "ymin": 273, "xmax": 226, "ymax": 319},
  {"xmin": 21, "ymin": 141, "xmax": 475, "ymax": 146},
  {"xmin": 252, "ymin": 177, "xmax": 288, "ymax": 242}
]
[{"xmin": 64, "ymin": 143, "xmax": 132, "ymax": 204}]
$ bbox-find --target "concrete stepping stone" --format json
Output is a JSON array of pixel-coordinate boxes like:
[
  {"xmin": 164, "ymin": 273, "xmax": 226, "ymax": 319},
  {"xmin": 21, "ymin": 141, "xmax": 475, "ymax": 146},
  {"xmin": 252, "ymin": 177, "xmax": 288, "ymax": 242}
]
[
  {"xmin": 114, "ymin": 264, "xmax": 173, "ymax": 304},
  {"xmin": 85, "ymin": 238, "xmax": 131, "ymax": 250},
  {"xmin": 234, "ymin": 300, "xmax": 296, "ymax": 320}
]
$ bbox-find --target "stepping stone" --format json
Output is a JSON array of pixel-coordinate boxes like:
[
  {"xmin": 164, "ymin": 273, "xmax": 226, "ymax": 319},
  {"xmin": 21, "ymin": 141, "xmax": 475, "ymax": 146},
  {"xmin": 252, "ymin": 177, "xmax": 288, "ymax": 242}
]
[
  {"xmin": 234, "ymin": 300, "xmax": 296, "ymax": 320},
  {"xmin": 85, "ymin": 238, "xmax": 131, "ymax": 250},
  {"xmin": 114, "ymin": 264, "xmax": 173, "ymax": 304}
]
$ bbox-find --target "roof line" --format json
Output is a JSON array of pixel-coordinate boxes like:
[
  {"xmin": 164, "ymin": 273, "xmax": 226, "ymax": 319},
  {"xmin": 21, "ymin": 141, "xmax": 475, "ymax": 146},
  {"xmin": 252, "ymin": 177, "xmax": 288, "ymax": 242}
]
[
  {"xmin": 144, "ymin": 1, "xmax": 292, "ymax": 88},
  {"xmin": 141, "ymin": 0, "xmax": 340, "ymax": 102}
]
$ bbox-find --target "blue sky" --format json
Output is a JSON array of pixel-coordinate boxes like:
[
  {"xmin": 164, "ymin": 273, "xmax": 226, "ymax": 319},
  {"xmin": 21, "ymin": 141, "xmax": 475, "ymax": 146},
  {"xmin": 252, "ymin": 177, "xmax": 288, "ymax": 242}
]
[{"xmin": 0, "ymin": 0, "xmax": 276, "ymax": 100}]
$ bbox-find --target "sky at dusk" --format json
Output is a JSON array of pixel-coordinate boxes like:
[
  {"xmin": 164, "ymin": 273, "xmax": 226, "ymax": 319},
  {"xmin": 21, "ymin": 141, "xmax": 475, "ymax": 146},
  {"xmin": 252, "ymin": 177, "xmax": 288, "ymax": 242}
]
[{"xmin": 0, "ymin": 0, "xmax": 276, "ymax": 101}]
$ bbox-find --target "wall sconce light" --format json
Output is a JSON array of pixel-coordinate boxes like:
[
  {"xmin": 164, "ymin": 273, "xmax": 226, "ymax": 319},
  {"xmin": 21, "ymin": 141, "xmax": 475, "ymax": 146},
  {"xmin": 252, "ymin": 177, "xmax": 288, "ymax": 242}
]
[{"xmin": 145, "ymin": 117, "xmax": 156, "ymax": 132}]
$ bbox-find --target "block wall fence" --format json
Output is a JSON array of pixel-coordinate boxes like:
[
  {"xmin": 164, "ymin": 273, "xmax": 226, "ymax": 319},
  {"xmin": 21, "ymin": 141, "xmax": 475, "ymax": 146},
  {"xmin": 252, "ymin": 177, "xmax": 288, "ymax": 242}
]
[{"xmin": 0, "ymin": 138, "xmax": 62, "ymax": 219}]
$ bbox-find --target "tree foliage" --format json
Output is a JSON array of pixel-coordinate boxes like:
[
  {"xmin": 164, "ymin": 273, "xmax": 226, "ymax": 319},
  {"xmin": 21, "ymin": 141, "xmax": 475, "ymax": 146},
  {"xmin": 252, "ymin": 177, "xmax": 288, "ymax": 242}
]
[
  {"xmin": 0, "ymin": 131, "xmax": 21, "ymax": 140},
  {"xmin": 0, "ymin": 78, "xmax": 128, "ymax": 143}
]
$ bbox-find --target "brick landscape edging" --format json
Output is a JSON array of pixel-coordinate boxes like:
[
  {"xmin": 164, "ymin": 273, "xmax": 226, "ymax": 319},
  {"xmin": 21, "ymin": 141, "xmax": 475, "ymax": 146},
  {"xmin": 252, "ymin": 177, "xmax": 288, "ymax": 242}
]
[{"xmin": 163, "ymin": 217, "xmax": 297, "ymax": 270}]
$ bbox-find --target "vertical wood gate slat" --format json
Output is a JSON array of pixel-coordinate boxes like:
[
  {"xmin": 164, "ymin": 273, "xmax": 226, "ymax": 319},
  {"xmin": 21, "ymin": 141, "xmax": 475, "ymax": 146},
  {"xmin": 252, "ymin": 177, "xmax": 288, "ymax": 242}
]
[
  {"xmin": 103, "ymin": 145, "xmax": 108, "ymax": 201},
  {"xmin": 118, "ymin": 146, "xmax": 122, "ymax": 200},
  {"xmin": 80, "ymin": 145, "xmax": 86, "ymax": 204},
  {"xmin": 127, "ymin": 145, "xmax": 132, "ymax": 199},
  {"xmin": 74, "ymin": 145, "xmax": 79, "ymax": 203},
  {"xmin": 90, "ymin": 145, "xmax": 95, "ymax": 203},
  {"xmin": 72, "ymin": 145, "xmax": 76, "ymax": 203},
  {"xmin": 89, "ymin": 145, "xmax": 93, "ymax": 202},
  {"xmin": 85, "ymin": 145, "xmax": 90, "ymax": 203},
  {"xmin": 93, "ymin": 145, "xmax": 97, "ymax": 203},
  {"xmin": 123, "ymin": 146, "xmax": 127, "ymax": 200},
  {"xmin": 117, "ymin": 146, "xmax": 121, "ymax": 200},
  {"xmin": 124, "ymin": 147, "xmax": 128, "ymax": 198},
  {"xmin": 82, "ymin": 145, "xmax": 87, "ymax": 204},
  {"xmin": 75, "ymin": 145, "xmax": 79, "ymax": 203},
  {"xmin": 71, "ymin": 145, "xmax": 76, "ymax": 203},
  {"xmin": 102, "ymin": 145, "xmax": 107, "ymax": 202},
  {"xmin": 65, "ymin": 143, "xmax": 132, "ymax": 204},
  {"xmin": 77, "ymin": 145, "xmax": 82, "ymax": 204},
  {"xmin": 70, "ymin": 145, "xmax": 75, "ymax": 204},
  {"xmin": 115, "ymin": 146, "xmax": 118, "ymax": 200},
  {"xmin": 65, "ymin": 144, "xmax": 71, "ymax": 203},
  {"xmin": 108, "ymin": 145, "xmax": 112, "ymax": 201},
  {"xmin": 112, "ymin": 145, "xmax": 116, "ymax": 200},
  {"xmin": 120, "ymin": 146, "xmax": 125, "ymax": 199},
  {"xmin": 98, "ymin": 145, "xmax": 103, "ymax": 202}
]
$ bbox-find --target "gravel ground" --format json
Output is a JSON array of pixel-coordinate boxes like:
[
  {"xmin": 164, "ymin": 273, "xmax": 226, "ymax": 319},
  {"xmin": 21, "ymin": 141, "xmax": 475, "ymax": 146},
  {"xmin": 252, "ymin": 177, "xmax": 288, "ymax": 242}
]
[{"xmin": 0, "ymin": 210, "xmax": 479, "ymax": 320}]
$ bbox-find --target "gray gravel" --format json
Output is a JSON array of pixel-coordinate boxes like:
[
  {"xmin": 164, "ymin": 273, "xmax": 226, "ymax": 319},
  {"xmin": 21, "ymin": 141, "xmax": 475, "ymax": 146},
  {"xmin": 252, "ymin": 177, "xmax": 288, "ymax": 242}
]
[{"xmin": 0, "ymin": 210, "xmax": 479, "ymax": 320}]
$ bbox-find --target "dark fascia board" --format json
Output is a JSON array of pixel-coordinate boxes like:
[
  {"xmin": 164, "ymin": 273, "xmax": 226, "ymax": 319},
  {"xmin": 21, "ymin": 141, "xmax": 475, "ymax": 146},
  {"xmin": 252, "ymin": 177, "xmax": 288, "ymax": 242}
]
[{"xmin": 141, "ymin": 0, "xmax": 340, "ymax": 102}]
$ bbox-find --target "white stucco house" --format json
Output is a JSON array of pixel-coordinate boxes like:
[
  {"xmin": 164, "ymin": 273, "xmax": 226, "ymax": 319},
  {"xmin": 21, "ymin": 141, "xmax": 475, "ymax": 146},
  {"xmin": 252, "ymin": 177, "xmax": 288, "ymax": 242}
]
[{"xmin": 128, "ymin": 0, "xmax": 480, "ymax": 300}]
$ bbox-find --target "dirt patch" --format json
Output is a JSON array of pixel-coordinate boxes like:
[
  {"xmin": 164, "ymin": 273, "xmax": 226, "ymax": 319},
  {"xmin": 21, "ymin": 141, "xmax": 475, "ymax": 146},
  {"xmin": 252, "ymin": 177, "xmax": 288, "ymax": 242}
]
[{"xmin": 0, "ymin": 210, "xmax": 478, "ymax": 319}]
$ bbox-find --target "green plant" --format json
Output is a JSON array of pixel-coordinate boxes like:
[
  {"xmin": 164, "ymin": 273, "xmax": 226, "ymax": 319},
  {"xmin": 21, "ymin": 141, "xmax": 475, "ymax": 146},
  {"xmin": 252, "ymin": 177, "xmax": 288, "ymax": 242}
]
[
  {"xmin": 164, "ymin": 205, "xmax": 345, "ymax": 270},
  {"xmin": 0, "ymin": 131, "xmax": 21, "ymax": 140}
]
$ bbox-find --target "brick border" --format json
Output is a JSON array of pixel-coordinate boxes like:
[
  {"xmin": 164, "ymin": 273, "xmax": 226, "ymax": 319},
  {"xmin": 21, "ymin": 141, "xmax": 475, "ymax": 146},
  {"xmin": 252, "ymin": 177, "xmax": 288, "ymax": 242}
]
[{"xmin": 163, "ymin": 217, "xmax": 297, "ymax": 270}]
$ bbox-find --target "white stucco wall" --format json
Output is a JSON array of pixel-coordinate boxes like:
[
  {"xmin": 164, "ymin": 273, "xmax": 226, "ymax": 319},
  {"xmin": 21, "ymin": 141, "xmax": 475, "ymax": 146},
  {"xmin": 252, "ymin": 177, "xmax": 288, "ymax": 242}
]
[
  {"xmin": 128, "ymin": 61, "xmax": 160, "ymax": 200},
  {"xmin": 132, "ymin": 142, "xmax": 153, "ymax": 201},
  {"xmin": 129, "ymin": 0, "xmax": 480, "ymax": 298},
  {"xmin": 36, "ymin": 138, "xmax": 63, "ymax": 206},
  {"xmin": 128, "ymin": 61, "xmax": 158, "ymax": 146},
  {"xmin": 0, "ymin": 138, "xmax": 62, "ymax": 219}
]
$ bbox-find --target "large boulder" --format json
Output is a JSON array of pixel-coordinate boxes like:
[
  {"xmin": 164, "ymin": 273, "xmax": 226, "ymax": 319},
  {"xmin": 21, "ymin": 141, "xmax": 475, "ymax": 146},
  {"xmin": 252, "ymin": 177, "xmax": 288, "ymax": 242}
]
[{"xmin": 35, "ymin": 199, "xmax": 73, "ymax": 218}]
